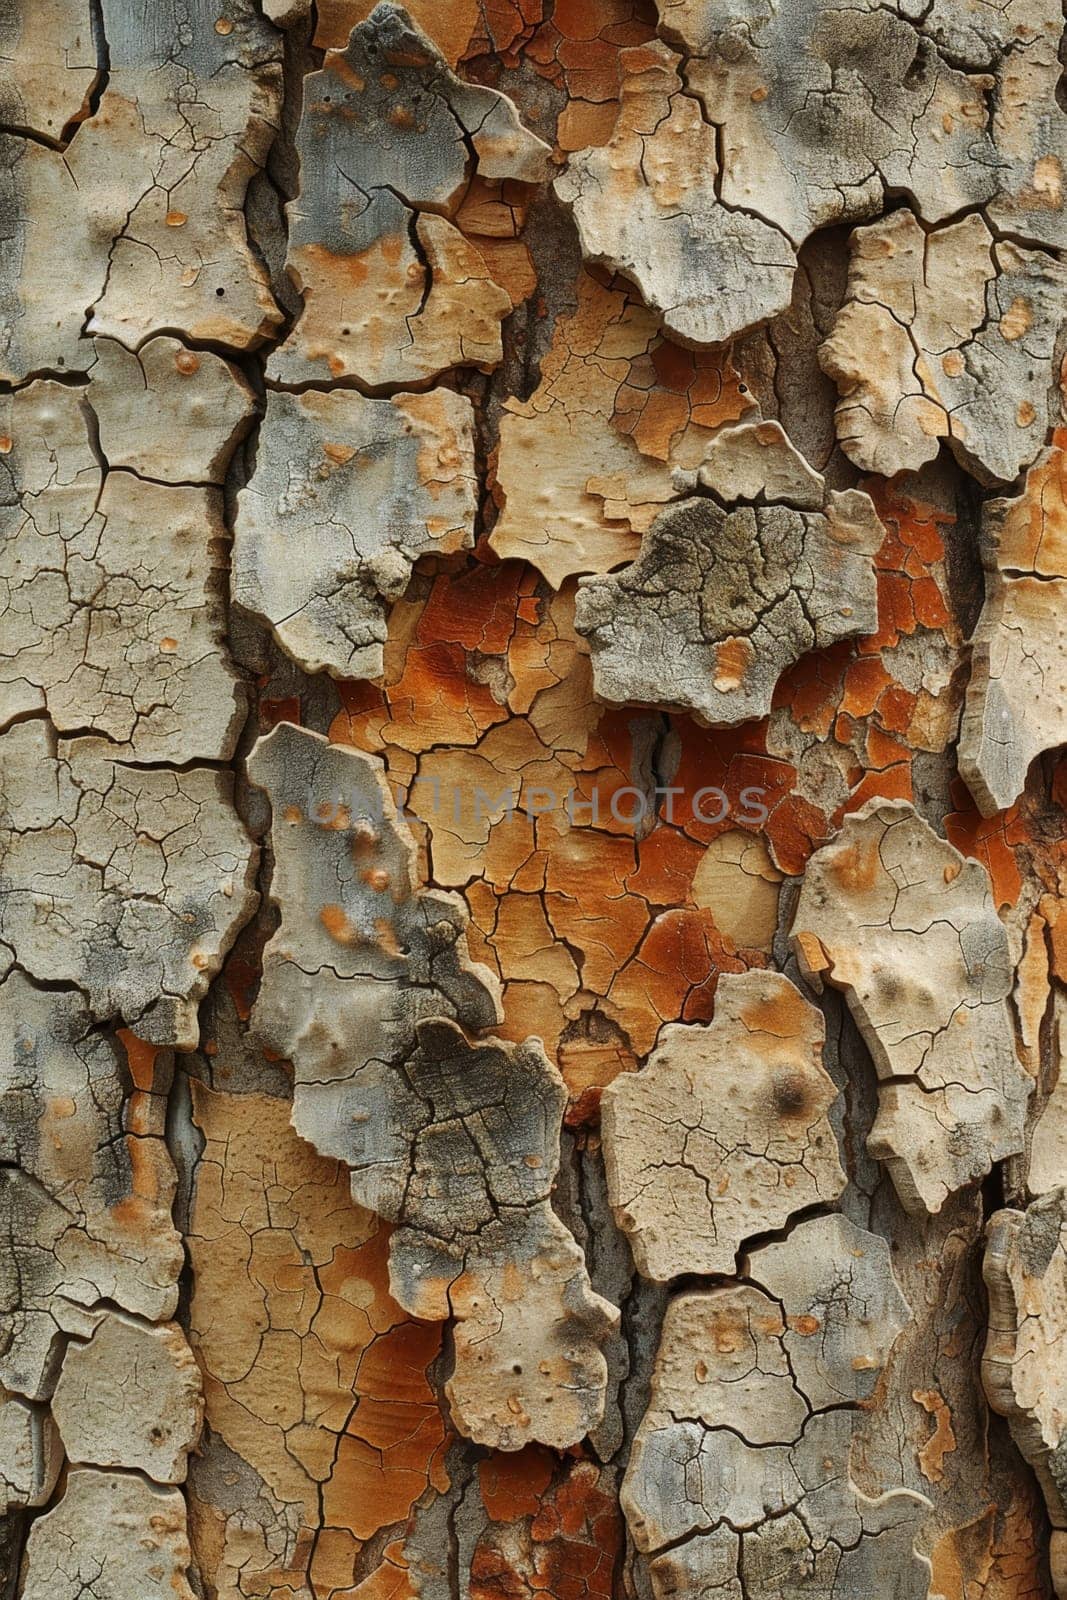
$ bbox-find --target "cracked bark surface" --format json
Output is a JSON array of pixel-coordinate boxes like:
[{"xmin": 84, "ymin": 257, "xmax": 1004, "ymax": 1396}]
[
  {"xmin": 1, "ymin": 375, "xmax": 248, "ymax": 757},
  {"xmin": 267, "ymin": 2, "xmax": 549, "ymax": 388},
  {"xmin": 623, "ymin": 1213, "xmax": 932, "ymax": 1598},
  {"xmin": 601, "ymin": 969, "xmax": 845, "ymax": 1279},
  {"xmin": 2, "ymin": 0, "xmax": 1067, "ymax": 1596},
  {"xmin": 233, "ymin": 387, "xmax": 478, "ymax": 679},
  {"xmin": 565, "ymin": 0, "xmax": 1067, "ymax": 353},
  {"xmin": 0, "ymin": 720, "xmax": 257, "ymax": 1047},
  {"xmin": 247, "ymin": 721, "xmax": 616, "ymax": 1451},
  {"xmin": 821, "ymin": 209, "xmax": 1067, "ymax": 486},
  {"xmin": 555, "ymin": 41, "xmax": 797, "ymax": 349},
  {"xmin": 960, "ymin": 438, "xmax": 1067, "ymax": 816},
  {"xmin": 489, "ymin": 268, "xmax": 754, "ymax": 586},
  {"xmin": 0, "ymin": 0, "xmax": 283, "ymax": 382},
  {"xmin": 21, "ymin": 1469, "xmax": 197, "ymax": 1600},
  {"xmin": 0, "ymin": 1, "xmax": 99, "ymax": 143},
  {"xmin": 984, "ymin": 1191, "xmax": 1067, "ymax": 1595},
  {"xmin": 574, "ymin": 479, "xmax": 883, "ymax": 726},
  {"xmin": 792, "ymin": 798, "xmax": 1030, "ymax": 1214}
]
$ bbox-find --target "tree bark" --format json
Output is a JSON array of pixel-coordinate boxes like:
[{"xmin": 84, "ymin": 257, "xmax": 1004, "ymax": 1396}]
[{"xmin": 1, "ymin": 2, "xmax": 1066, "ymax": 1597}]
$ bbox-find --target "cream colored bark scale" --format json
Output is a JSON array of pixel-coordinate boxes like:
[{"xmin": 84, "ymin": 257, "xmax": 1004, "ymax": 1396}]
[
  {"xmin": 267, "ymin": 3, "xmax": 548, "ymax": 388},
  {"xmin": 489, "ymin": 271, "xmax": 756, "ymax": 587},
  {"xmin": 0, "ymin": 381, "xmax": 245, "ymax": 762},
  {"xmin": 234, "ymin": 388, "xmax": 477, "ymax": 680},
  {"xmin": 690, "ymin": 830, "xmax": 783, "ymax": 953},
  {"xmin": 983, "ymin": 1191, "xmax": 1067, "ymax": 1596},
  {"xmin": 0, "ymin": 0, "xmax": 98, "ymax": 142},
  {"xmin": 698, "ymin": 420, "xmax": 825, "ymax": 510},
  {"xmin": 601, "ymin": 971, "xmax": 845, "ymax": 1279},
  {"xmin": 87, "ymin": 337, "xmax": 255, "ymax": 485},
  {"xmin": 821, "ymin": 211, "xmax": 1067, "ymax": 485},
  {"xmin": 19, "ymin": 1469, "xmax": 196, "ymax": 1600},
  {"xmin": 556, "ymin": 43, "xmax": 797, "ymax": 350},
  {"xmin": 622, "ymin": 1212, "xmax": 930, "ymax": 1598},
  {"xmin": 0, "ymin": 721, "xmax": 257, "ymax": 1048},
  {"xmin": 0, "ymin": 0, "xmax": 282, "ymax": 382},
  {"xmin": 51, "ymin": 1314, "xmax": 202, "ymax": 1484},
  {"xmin": 960, "ymin": 443, "xmax": 1067, "ymax": 814},
  {"xmin": 792, "ymin": 799, "xmax": 1030, "ymax": 1213}
]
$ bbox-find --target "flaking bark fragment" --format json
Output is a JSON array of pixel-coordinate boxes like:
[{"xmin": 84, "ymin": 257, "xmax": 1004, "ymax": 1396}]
[
  {"xmin": 792, "ymin": 798, "xmax": 1030, "ymax": 1213},
  {"xmin": 489, "ymin": 269, "xmax": 754, "ymax": 587},
  {"xmin": 0, "ymin": 0, "xmax": 283, "ymax": 382},
  {"xmin": 19, "ymin": 1468, "xmax": 197, "ymax": 1600},
  {"xmin": 600, "ymin": 970, "xmax": 845, "ymax": 1280},
  {"xmin": 267, "ymin": 2, "xmax": 549, "ymax": 388},
  {"xmin": 623, "ymin": 1212, "xmax": 930, "ymax": 1598},
  {"xmin": 50, "ymin": 1313, "xmax": 202, "ymax": 1484},
  {"xmin": 555, "ymin": 42, "xmax": 797, "ymax": 350},
  {"xmin": 0, "ymin": 721, "xmax": 257, "ymax": 1048},
  {"xmin": 0, "ymin": 0, "xmax": 98, "ymax": 143},
  {"xmin": 983, "ymin": 1190, "xmax": 1067, "ymax": 1597},
  {"xmin": 960, "ymin": 439, "xmax": 1067, "ymax": 815},
  {"xmin": 574, "ymin": 484, "xmax": 882, "ymax": 726},
  {"xmin": 234, "ymin": 387, "xmax": 478, "ymax": 680},
  {"xmin": 248, "ymin": 722, "xmax": 616, "ymax": 1451},
  {"xmin": 821, "ymin": 210, "xmax": 1067, "ymax": 486}
]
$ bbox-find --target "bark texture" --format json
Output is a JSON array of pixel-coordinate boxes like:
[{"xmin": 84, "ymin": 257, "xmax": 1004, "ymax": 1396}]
[{"xmin": 1, "ymin": 1, "xmax": 1067, "ymax": 1598}]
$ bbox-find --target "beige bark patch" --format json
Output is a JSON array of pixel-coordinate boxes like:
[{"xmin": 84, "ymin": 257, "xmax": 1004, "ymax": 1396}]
[
  {"xmin": 983, "ymin": 1190, "xmax": 1067, "ymax": 1573},
  {"xmin": 0, "ymin": 0, "xmax": 282, "ymax": 381},
  {"xmin": 0, "ymin": 720, "xmax": 257, "ymax": 1048},
  {"xmin": 489, "ymin": 270, "xmax": 754, "ymax": 587},
  {"xmin": 622, "ymin": 1212, "xmax": 928, "ymax": 1598},
  {"xmin": 0, "ymin": 380, "xmax": 246, "ymax": 762},
  {"xmin": 234, "ymin": 387, "xmax": 477, "ymax": 680},
  {"xmin": 601, "ymin": 970, "xmax": 845, "ymax": 1279},
  {"xmin": 88, "ymin": 337, "xmax": 255, "ymax": 484},
  {"xmin": 52, "ymin": 1313, "xmax": 203, "ymax": 1483},
  {"xmin": 960, "ymin": 440, "xmax": 1067, "ymax": 815},
  {"xmin": 556, "ymin": 42, "xmax": 796, "ymax": 349},
  {"xmin": 791, "ymin": 799, "xmax": 1029, "ymax": 1213},
  {"xmin": 0, "ymin": 0, "xmax": 98, "ymax": 141},
  {"xmin": 690, "ymin": 830, "xmax": 783, "ymax": 952},
  {"xmin": 20, "ymin": 1468, "xmax": 197, "ymax": 1600},
  {"xmin": 821, "ymin": 210, "xmax": 1067, "ymax": 485},
  {"xmin": 697, "ymin": 420, "xmax": 826, "ymax": 509}
]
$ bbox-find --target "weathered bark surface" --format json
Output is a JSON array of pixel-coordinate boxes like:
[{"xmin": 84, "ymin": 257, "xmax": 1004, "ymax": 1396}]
[{"xmin": 2, "ymin": 2, "xmax": 1067, "ymax": 1598}]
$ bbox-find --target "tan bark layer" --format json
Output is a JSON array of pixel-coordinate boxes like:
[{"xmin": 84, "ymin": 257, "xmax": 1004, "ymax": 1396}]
[{"xmin": 2, "ymin": 1, "xmax": 1066, "ymax": 1598}]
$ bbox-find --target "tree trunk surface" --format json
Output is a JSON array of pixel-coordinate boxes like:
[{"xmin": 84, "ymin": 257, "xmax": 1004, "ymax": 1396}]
[{"xmin": 2, "ymin": 2, "xmax": 1066, "ymax": 1598}]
